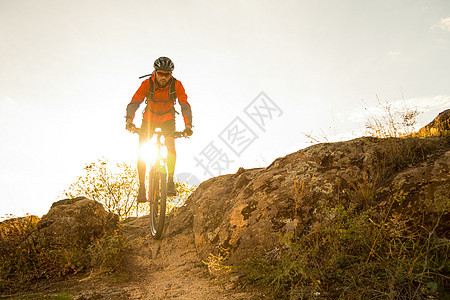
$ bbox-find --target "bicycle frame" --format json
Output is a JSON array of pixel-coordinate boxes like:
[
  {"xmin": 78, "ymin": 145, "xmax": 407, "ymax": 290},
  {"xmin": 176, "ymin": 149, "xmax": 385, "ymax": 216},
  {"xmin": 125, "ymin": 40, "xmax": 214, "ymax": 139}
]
[
  {"xmin": 152, "ymin": 133, "xmax": 166, "ymax": 172},
  {"xmin": 149, "ymin": 130, "xmax": 184, "ymax": 174},
  {"xmin": 134, "ymin": 128, "xmax": 185, "ymax": 239}
]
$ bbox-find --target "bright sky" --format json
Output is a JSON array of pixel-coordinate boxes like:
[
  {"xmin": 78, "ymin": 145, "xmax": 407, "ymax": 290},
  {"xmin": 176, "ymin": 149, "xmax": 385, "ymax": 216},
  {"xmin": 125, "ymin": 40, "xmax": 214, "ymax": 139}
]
[{"xmin": 1, "ymin": 0, "xmax": 449, "ymax": 218}]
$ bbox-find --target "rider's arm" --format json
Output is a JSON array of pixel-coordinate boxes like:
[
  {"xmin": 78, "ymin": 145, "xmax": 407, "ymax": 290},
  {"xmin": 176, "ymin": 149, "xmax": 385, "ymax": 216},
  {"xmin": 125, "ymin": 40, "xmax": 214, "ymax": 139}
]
[
  {"xmin": 175, "ymin": 80, "xmax": 192, "ymax": 127},
  {"xmin": 125, "ymin": 79, "xmax": 151, "ymax": 121}
]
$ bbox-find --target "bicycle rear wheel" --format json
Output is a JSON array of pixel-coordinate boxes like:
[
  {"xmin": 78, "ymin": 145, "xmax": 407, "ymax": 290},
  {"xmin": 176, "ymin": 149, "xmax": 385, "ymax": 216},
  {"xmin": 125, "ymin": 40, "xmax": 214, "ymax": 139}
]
[{"xmin": 148, "ymin": 166, "xmax": 167, "ymax": 239}]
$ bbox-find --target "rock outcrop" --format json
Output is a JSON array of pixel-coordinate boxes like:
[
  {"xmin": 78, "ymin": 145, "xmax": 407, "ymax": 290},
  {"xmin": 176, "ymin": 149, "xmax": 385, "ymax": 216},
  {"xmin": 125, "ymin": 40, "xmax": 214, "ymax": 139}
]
[
  {"xmin": 37, "ymin": 196, "xmax": 119, "ymax": 248},
  {"xmin": 178, "ymin": 112, "xmax": 450, "ymax": 263},
  {"xmin": 27, "ymin": 110, "xmax": 450, "ymax": 267},
  {"xmin": 416, "ymin": 109, "xmax": 450, "ymax": 136}
]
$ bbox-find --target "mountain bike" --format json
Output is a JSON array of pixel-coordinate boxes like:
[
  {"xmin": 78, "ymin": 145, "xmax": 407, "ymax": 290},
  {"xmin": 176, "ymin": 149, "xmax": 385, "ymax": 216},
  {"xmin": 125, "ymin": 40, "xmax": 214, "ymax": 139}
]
[{"xmin": 135, "ymin": 128, "xmax": 186, "ymax": 239}]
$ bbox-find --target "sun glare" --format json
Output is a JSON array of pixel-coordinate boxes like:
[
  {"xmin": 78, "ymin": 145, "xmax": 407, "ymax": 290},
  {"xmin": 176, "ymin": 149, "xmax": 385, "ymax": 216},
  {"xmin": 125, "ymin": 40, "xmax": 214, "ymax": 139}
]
[{"xmin": 139, "ymin": 141, "xmax": 158, "ymax": 166}]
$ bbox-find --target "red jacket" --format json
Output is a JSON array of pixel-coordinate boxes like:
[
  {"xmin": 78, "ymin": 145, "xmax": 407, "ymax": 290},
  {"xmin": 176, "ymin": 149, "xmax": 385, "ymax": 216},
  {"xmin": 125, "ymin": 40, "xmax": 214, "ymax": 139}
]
[{"xmin": 126, "ymin": 73, "xmax": 192, "ymax": 126}]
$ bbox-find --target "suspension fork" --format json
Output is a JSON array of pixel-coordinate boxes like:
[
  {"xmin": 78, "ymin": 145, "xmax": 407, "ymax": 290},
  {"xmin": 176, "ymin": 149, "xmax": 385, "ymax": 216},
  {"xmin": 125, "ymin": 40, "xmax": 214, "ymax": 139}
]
[{"xmin": 154, "ymin": 134, "xmax": 167, "ymax": 175}]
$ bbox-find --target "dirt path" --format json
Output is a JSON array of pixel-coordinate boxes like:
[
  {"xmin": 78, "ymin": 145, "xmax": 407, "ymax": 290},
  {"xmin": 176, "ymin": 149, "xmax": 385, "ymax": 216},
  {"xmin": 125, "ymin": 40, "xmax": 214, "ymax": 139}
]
[
  {"xmin": 2, "ymin": 211, "xmax": 255, "ymax": 299},
  {"xmin": 117, "ymin": 215, "xmax": 248, "ymax": 299},
  {"xmin": 67, "ymin": 214, "xmax": 253, "ymax": 299}
]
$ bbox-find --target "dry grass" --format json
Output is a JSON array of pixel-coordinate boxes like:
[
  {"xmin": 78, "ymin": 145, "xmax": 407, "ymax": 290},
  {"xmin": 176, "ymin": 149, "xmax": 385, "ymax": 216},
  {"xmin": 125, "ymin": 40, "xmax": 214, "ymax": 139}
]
[
  {"xmin": 236, "ymin": 190, "xmax": 449, "ymax": 299},
  {"xmin": 0, "ymin": 216, "xmax": 127, "ymax": 294},
  {"xmin": 365, "ymin": 100, "xmax": 421, "ymax": 138}
]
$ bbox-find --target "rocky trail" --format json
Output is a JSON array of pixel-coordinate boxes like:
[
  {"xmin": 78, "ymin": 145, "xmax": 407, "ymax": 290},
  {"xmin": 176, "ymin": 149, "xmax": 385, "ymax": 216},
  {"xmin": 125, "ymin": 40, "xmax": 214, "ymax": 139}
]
[
  {"xmin": 114, "ymin": 214, "xmax": 252, "ymax": 299},
  {"xmin": 15, "ymin": 213, "xmax": 254, "ymax": 299}
]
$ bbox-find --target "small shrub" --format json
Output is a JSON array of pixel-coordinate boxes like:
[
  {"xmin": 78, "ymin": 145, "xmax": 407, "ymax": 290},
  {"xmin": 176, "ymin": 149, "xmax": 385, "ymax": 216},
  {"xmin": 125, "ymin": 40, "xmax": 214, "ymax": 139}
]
[
  {"xmin": 61, "ymin": 159, "xmax": 140, "ymax": 219},
  {"xmin": 0, "ymin": 215, "xmax": 40, "ymax": 290},
  {"xmin": 88, "ymin": 229, "xmax": 128, "ymax": 273},
  {"xmin": 61, "ymin": 158, "xmax": 197, "ymax": 219},
  {"xmin": 202, "ymin": 246, "xmax": 232, "ymax": 274}
]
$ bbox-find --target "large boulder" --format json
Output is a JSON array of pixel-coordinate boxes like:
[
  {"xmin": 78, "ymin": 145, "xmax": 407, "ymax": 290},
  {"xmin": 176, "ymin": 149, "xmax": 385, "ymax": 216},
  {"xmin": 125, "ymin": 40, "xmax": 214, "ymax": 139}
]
[
  {"xmin": 37, "ymin": 196, "xmax": 119, "ymax": 248},
  {"xmin": 186, "ymin": 112, "xmax": 450, "ymax": 263}
]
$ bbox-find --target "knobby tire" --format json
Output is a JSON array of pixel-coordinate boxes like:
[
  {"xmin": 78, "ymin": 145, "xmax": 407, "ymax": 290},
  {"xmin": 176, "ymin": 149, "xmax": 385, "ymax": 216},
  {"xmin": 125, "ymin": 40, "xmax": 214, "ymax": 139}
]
[{"xmin": 149, "ymin": 166, "xmax": 167, "ymax": 239}]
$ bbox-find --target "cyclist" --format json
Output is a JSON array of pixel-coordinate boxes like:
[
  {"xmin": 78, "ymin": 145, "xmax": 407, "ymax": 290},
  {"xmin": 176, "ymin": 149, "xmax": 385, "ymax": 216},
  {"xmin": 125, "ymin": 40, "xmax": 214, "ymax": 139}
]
[{"xmin": 125, "ymin": 57, "xmax": 193, "ymax": 202}]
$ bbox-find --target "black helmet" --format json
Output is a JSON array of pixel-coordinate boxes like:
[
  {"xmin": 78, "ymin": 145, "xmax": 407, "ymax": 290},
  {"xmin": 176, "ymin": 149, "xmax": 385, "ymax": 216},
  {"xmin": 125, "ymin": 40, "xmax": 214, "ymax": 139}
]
[{"xmin": 154, "ymin": 57, "xmax": 174, "ymax": 71}]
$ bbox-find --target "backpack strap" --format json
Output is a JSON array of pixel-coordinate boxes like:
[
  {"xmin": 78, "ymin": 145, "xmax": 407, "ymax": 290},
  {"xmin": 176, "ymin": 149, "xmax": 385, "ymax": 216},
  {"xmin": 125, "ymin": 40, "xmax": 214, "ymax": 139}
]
[
  {"xmin": 169, "ymin": 78, "xmax": 177, "ymax": 104},
  {"xmin": 145, "ymin": 77, "xmax": 155, "ymax": 104}
]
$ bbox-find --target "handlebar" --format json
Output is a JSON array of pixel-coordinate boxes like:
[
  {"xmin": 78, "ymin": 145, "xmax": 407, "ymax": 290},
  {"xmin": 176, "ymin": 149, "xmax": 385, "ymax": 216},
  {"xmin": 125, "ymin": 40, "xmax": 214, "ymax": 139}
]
[{"xmin": 132, "ymin": 127, "xmax": 188, "ymax": 139}]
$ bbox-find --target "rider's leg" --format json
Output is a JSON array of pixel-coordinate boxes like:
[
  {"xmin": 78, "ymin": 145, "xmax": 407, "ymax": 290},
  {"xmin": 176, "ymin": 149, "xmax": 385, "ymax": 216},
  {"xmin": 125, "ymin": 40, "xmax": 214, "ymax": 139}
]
[
  {"xmin": 166, "ymin": 136, "xmax": 176, "ymax": 178},
  {"xmin": 160, "ymin": 119, "xmax": 177, "ymax": 178},
  {"xmin": 162, "ymin": 119, "xmax": 177, "ymax": 196},
  {"xmin": 137, "ymin": 140, "xmax": 147, "ymax": 202},
  {"xmin": 137, "ymin": 120, "xmax": 149, "ymax": 184},
  {"xmin": 166, "ymin": 135, "xmax": 177, "ymax": 196},
  {"xmin": 137, "ymin": 120, "xmax": 153, "ymax": 202},
  {"xmin": 137, "ymin": 152, "xmax": 146, "ymax": 184}
]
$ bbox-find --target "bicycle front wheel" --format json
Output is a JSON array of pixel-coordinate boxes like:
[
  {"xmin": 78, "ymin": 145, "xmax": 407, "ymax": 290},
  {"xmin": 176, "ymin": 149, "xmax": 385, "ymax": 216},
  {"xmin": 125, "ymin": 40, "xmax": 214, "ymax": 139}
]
[{"xmin": 148, "ymin": 166, "xmax": 167, "ymax": 239}]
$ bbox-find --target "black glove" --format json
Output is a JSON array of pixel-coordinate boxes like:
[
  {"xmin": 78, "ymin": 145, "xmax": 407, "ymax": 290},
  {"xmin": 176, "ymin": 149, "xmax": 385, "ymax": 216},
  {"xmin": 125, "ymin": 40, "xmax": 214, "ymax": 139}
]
[
  {"xmin": 183, "ymin": 127, "xmax": 193, "ymax": 137},
  {"xmin": 126, "ymin": 122, "xmax": 136, "ymax": 132}
]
